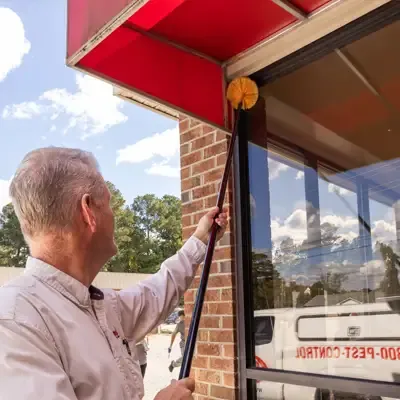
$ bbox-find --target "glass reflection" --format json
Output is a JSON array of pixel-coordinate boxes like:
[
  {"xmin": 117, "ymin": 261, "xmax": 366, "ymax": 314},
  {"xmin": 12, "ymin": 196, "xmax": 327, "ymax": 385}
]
[{"xmin": 247, "ymin": 20, "xmax": 400, "ymax": 389}]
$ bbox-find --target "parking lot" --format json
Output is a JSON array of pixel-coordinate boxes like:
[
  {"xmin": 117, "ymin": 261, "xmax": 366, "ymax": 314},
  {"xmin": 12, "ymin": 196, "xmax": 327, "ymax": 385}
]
[{"xmin": 143, "ymin": 333, "xmax": 182, "ymax": 400}]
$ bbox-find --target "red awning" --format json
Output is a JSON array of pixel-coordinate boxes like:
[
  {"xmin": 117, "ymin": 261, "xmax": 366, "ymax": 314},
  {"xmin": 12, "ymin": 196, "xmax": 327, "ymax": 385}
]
[{"xmin": 66, "ymin": 0, "xmax": 360, "ymax": 129}]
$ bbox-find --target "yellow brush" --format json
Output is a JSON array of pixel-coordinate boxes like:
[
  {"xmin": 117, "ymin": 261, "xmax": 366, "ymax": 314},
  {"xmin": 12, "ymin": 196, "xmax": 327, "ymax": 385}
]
[{"xmin": 179, "ymin": 76, "xmax": 259, "ymax": 379}]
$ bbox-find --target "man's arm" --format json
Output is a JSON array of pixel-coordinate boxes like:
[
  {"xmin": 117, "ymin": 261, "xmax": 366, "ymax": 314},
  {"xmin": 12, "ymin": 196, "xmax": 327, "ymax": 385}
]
[
  {"xmin": 116, "ymin": 235, "xmax": 206, "ymax": 343},
  {"xmin": 114, "ymin": 207, "xmax": 227, "ymax": 343},
  {"xmin": 0, "ymin": 320, "xmax": 78, "ymax": 400}
]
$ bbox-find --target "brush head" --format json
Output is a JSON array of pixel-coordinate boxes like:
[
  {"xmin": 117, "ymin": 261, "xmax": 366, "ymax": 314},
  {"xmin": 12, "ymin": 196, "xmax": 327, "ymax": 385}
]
[{"xmin": 226, "ymin": 77, "xmax": 259, "ymax": 110}]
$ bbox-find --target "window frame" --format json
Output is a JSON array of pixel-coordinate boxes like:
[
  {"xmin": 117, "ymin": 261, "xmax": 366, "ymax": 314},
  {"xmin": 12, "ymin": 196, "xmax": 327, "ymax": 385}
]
[{"xmin": 233, "ymin": 3, "xmax": 400, "ymax": 399}]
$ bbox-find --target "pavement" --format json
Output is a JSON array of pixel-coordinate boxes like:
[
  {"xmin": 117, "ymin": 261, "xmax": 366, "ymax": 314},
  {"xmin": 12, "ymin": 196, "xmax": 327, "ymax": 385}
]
[{"xmin": 143, "ymin": 333, "xmax": 182, "ymax": 400}]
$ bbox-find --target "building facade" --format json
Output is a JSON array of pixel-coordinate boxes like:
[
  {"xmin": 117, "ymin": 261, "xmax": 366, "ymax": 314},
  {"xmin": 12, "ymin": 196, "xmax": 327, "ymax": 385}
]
[{"xmin": 67, "ymin": 1, "xmax": 400, "ymax": 399}]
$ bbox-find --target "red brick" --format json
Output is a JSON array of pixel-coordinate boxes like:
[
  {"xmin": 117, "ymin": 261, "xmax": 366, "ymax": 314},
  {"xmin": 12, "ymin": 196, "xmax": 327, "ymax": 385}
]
[
  {"xmin": 179, "ymin": 119, "xmax": 190, "ymax": 133},
  {"xmin": 193, "ymin": 183, "xmax": 216, "ymax": 199},
  {"xmin": 222, "ymin": 316, "xmax": 235, "ymax": 329},
  {"xmin": 224, "ymin": 372, "xmax": 237, "ymax": 388},
  {"xmin": 216, "ymin": 130, "xmax": 228, "ymax": 141},
  {"xmin": 192, "ymin": 355, "xmax": 209, "ymax": 368},
  {"xmin": 223, "ymin": 344, "xmax": 236, "ymax": 358},
  {"xmin": 198, "ymin": 330, "xmax": 209, "ymax": 342},
  {"xmin": 219, "ymin": 261, "xmax": 232, "ymax": 274},
  {"xmin": 210, "ymin": 357, "xmax": 235, "ymax": 372},
  {"xmin": 197, "ymin": 343, "xmax": 221, "ymax": 356},
  {"xmin": 204, "ymin": 194, "xmax": 218, "ymax": 208},
  {"xmin": 185, "ymin": 289, "xmax": 195, "ymax": 303},
  {"xmin": 207, "ymin": 302, "xmax": 233, "ymax": 315},
  {"xmin": 181, "ymin": 150, "xmax": 202, "ymax": 167},
  {"xmin": 192, "ymin": 133, "xmax": 215, "ymax": 151},
  {"xmin": 181, "ymin": 126, "xmax": 203, "ymax": 143},
  {"xmin": 197, "ymin": 369, "xmax": 221, "ymax": 384},
  {"xmin": 204, "ymin": 142, "xmax": 227, "ymax": 159},
  {"xmin": 190, "ymin": 119, "xmax": 201, "ymax": 128},
  {"xmin": 217, "ymin": 153, "xmax": 227, "ymax": 166},
  {"xmin": 210, "ymin": 330, "xmax": 234, "ymax": 343},
  {"xmin": 195, "ymin": 382, "xmax": 209, "ymax": 396},
  {"xmin": 180, "ymin": 143, "xmax": 190, "ymax": 156},
  {"xmin": 219, "ymin": 232, "xmax": 233, "ymax": 247},
  {"xmin": 182, "ymin": 176, "xmax": 201, "ymax": 191},
  {"xmin": 221, "ymin": 288, "xmax": 235, "ymax": 301},
  {"xmin": 181, "ymin": 215, "xmax": 191, "ymax": 227},
  {"xmin": 211, "ymin": 385, "xmax": 236, "ymax": 400},
  {"xmin": 204, "ymin": 288, "xmax": 220, "ymax": 302},
  {"xmin": 184, "ymin": 303, "xmax": 194, "ymax": 315},
  {"xmin": 182, "ymin": 199, "xmax": 203, "ymax": 215},
  {"xmin": 208, "ymin": 274, "xmax": 233, "ymax": 288},
  {"xmin": 214, "ymin": 246, "xmax": 233, "ymax": 260},
  {"xmin": 199, "ymin": 316, "xmax": 220, "ymax": 329},
  {"xmin": 192, "ymin": 158, "xmax": 216, "ymax": 175},
  {"xmin": 181, "ymin": 166, "xmax": 190, "ymax": 180},
  {"xmin": 203, "ymin": 125, "xmax": 216, "ymax": 134},
  {"xmin": 182, "ymin": 226, "xmax": 196, "ymax": 240},
  {"xmin": 204, "ymin": 167, "xmax": 224, "ymax": 184}
]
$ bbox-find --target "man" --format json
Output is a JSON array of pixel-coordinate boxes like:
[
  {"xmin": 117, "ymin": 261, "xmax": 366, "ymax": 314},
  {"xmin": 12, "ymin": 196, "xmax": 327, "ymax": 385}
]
[
  {"xmin": 168, "ymin": 310, "xmax": 185, "ymax": 373},
  {"xmin": 0, "ymin": 147, "xmax": 227, "ymax": 400}
]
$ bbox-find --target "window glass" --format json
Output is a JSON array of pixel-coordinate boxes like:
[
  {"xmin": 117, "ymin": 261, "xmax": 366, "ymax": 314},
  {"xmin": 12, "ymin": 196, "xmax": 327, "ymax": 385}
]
[
  {"xmin": 253, "ymin": 379, "xmax": 399, "ymax": 400},
  {"xmin": 247, "ymin": 20, "xmax": 400, "ymax": 387}
]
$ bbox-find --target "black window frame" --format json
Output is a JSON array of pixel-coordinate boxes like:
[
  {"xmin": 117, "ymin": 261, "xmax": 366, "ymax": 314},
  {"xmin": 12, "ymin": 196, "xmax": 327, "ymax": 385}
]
[{"xmin": 234, "ymin": 2, "xmax": 400, "ymax": 399}]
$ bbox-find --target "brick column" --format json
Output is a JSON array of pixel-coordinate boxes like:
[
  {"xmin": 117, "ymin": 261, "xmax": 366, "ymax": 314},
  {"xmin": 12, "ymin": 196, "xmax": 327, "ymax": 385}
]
[{"xmin": 179, "ymin": 115, "xmax": 238, "ymax": 400}]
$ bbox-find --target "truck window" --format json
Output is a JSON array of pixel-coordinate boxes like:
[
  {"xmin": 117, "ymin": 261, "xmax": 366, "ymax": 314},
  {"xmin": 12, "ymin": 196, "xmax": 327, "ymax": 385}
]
[{"xmin": 254, "ymin": 316, "xmax": 275, "ymax": 345}]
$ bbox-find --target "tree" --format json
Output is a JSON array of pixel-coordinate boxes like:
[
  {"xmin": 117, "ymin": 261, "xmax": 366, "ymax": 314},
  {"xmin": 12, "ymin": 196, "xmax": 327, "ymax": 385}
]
[
  {"xmin": 252, "ymin": 251, "xmax": 293, "ymax": 310},
  {"xmin": 378, "ymin": 242, "xmax": 400, "ymax": 297},
  {"xmin": 131, "ymin": 194, "xmax": 182, "ymax": 273},
  {"xmin": 157, "ymin": 195, "xmax": 182, "ymax": 260},
  {"xmin": 0, "ymin": 203, "xmax": 29, "ymax": 267},
  {"xmin": 103, "ymin": 182, "xmax": 141, "ymax": 273}
]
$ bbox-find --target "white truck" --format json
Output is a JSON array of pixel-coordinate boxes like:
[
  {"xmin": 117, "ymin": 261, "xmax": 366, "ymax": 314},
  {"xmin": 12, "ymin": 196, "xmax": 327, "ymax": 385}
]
[{"xmin": 254, "ymin": 302, "xmax": 400, "ymax": 400}]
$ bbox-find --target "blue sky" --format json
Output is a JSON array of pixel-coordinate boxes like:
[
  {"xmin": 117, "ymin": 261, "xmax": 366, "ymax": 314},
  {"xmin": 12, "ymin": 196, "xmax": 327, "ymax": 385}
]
[{"xmin": 0, "ymin": 0, "xmax": 180, "ymax": 209}]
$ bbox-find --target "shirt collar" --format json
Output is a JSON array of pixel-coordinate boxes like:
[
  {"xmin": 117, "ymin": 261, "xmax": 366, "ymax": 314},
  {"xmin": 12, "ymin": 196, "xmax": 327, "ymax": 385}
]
[{"xmin": 24, "ymin": 256, "xmax": 104, "ymax": 307}]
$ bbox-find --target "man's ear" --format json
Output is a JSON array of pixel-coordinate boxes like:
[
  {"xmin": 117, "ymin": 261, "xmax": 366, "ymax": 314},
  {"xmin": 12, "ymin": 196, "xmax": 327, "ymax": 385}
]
[{"xmin": 81, "ymin": 194, "xmax": 96, "ymax": 232}]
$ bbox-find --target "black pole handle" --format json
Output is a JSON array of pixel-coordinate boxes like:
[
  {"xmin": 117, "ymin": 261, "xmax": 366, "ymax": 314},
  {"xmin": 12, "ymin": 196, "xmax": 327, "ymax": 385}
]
[{"xmin": 179, "ymin": 106, "xmax": 242, "ymax": 379}]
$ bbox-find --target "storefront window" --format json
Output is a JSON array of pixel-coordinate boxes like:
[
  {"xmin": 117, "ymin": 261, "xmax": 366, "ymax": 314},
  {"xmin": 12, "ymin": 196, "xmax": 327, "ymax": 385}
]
[
  {"xmin": 253, "ymin": 380, "xmax": 398, "ymax": 400},
  {"xmin": 244, "ymin": 18, "xmax": 400, "ymax": 393}
]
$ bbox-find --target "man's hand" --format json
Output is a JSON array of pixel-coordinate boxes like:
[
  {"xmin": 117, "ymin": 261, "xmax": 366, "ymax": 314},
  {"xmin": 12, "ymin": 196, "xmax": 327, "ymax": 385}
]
[
  {"xmin": 193, "ymin": 207, "xmax": 228, "ymax": 245},
  {"xmin": 154, "ymin": 378, "xmax": 195, "ymax": 400}
]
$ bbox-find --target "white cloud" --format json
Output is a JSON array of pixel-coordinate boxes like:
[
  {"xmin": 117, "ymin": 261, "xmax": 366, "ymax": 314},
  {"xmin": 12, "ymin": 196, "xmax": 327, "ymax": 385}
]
[
  {"xmin": 268, "ymin": 159, "xmax": 289, "ymax": 180},
  {"xmin": 116, "ymin": 127, "xmax": 179, "ymax": 165},
  {"xmin": 145, "ymin": 162, "xmax": 179, "ymax": 178},
  {"xmin": 0, "ymin": 178, "xmax": 11, "ymax": 211},
  {"xmin": 372, "ymin": 219, "xmax": 396, "ymax": 244},
  {"xmin": 271, "ymin": 208, "xmax": 360, "ymax": 245},
  {"xmin": 50, "ymin": 125, "xmax": 56, "ymax": 132},
  {"xmin": 296, "ymin": 171, "xmax": 304, "ymax": 180},
  {"xmin": 41, "ymin": 135, "xmax": 46, "ymax": 141},
  {"xmin": 2, "ymin": 73, "xmax": 128, "ymax": 138},
  {"xmin": 0, "ymin": 8, "xmax": 30, "ymax": 82},
  {"xmin": 328, "ymin": 183, "xmax": 353, "ymax": 197}
]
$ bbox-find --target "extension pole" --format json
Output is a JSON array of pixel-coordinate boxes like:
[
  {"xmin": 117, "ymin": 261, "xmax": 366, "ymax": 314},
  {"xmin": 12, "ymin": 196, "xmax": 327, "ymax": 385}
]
[{"xmin": 179, "ymin": 106, "xmax": 242, "ymax": 379}]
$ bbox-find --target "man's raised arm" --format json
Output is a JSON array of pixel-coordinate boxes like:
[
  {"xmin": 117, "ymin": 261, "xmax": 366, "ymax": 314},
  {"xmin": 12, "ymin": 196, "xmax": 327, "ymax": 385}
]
[{"xmin": 114, "ymin": 207, "xmax": 228, "ymax": 343}]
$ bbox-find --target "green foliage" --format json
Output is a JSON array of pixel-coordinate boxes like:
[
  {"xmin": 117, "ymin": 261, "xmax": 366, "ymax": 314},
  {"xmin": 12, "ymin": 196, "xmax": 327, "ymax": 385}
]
[
  {"xmin": 0, "ymin": 203, "xmax": 29, "ymax": 267},
  {"xmin": 0, "ymin": 181, "xmax": 182, "ymax": 273}
]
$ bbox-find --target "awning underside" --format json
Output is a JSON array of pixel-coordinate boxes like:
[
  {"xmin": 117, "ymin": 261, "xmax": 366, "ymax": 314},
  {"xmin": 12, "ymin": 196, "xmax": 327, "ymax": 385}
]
[{"xmin": 67, "ymin": 0, "xmax": 340, "ymax": 127}]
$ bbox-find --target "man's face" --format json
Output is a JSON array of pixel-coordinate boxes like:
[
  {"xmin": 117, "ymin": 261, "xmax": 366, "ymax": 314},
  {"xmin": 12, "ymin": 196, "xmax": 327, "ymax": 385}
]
[{"xmin": 87, "ymin": 184, "xmax": 117, "ymax": 265}]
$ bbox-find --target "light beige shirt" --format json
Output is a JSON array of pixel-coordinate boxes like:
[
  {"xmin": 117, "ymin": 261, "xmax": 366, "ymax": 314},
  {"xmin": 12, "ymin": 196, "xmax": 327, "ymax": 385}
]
[{"xmin": 0, "ymin": 236, "xmax": 205, "ymax": 400}]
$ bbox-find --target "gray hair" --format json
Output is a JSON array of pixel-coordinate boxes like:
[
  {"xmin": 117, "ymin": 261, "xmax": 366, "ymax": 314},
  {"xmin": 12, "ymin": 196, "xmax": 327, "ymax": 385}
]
[{"xmin": 9, "ymin": 147, "xmax": 106, "ymax": 239}]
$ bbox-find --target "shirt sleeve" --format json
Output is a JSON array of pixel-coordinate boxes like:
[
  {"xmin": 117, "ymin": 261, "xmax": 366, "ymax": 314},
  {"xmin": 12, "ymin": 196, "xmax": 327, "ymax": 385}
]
[
  {"xmin": 115, "ymin": 235, "xmax": 206, "ymax": 342},
  {"xmin": 0, "ymin": 319, "xmax": 78, "ymax": 400}
]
